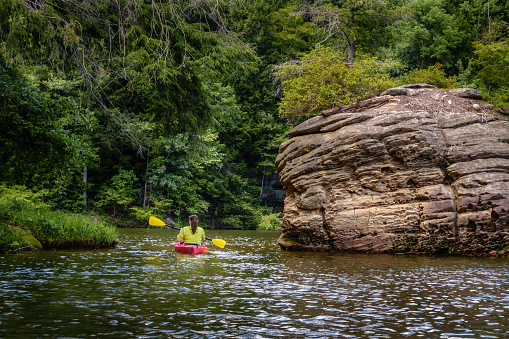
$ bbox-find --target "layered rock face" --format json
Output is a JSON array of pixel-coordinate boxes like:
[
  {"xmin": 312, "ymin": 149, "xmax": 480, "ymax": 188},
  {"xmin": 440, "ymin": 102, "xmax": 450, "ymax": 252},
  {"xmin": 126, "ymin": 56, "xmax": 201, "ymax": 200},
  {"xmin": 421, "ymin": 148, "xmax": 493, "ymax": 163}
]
[{"xmin": 276, "ymin": 84, "xmax": 509, "ymax": 256}]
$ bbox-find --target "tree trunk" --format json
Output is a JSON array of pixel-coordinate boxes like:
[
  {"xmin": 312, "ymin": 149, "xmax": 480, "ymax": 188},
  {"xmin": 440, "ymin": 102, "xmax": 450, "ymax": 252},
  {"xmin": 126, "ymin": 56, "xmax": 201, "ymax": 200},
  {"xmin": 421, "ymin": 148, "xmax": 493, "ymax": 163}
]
[
  {"xmin": 347, "ymin": 37, "xmax": 355, "ymax": 64},
  {"xmin": 260, "ymin": 172, "xmax": 265, "ymax": 199},
  {"xmin": 347, "ymin": 12, "xmax": 355, "ymax": 64},
  {"xmin": 143, "ymin": 154, "xmax": 150, "ymax": 208},
  {"xmin": 83, "ymin": 165, "xmax": 87, "ymax": 211}
]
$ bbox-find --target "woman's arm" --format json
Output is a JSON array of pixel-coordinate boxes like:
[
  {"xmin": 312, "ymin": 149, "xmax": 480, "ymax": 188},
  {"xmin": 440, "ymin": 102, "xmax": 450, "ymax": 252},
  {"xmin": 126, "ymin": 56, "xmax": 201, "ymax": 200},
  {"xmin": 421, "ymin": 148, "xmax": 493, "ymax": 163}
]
[{"xmin": 176, "ymin": 228, "xmax": 185, "ymax": 243}]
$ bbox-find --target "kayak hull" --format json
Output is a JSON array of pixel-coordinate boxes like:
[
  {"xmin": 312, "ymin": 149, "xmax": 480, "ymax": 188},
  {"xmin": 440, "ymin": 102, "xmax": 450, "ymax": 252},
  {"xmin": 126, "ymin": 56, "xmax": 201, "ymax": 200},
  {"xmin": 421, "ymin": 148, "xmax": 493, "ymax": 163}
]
[{"xmin": 174, "ymin": 243, "xmax": 208, "ymax": 255}]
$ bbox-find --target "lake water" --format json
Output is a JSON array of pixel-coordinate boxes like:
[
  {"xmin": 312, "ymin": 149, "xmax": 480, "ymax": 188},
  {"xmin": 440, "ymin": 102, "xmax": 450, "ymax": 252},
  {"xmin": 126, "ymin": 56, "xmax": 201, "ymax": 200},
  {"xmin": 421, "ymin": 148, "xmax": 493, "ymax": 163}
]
[{"xmin": 1, "ymin": 228, "xmax": 508, "ymax": 338}]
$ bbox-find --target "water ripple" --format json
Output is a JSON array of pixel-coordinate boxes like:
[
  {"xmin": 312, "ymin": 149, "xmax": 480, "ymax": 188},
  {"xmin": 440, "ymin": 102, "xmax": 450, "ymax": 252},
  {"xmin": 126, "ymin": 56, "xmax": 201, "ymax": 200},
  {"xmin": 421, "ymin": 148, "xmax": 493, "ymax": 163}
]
[{"xmin": 0, "ymin": 229, "xmax": 508, "ymax": 338}]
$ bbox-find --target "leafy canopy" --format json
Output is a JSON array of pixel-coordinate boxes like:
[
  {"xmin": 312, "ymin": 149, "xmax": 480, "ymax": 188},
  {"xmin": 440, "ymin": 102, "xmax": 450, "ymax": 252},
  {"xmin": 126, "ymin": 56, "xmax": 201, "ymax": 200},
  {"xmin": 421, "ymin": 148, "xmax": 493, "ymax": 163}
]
[
  {"xmin": 390, "ymin": 0, "xmax": 471, "ymax": 72},
  {"xmin": 471, "ymin": 32, "xmax": 509, "ymax": 104},
  {"xmin": 0, "ymin": 58, "xmax": 95, "ymax": 186},
  {"xmin": 273, "ymin": 47, "xmax": 400, "ymax": 121}
]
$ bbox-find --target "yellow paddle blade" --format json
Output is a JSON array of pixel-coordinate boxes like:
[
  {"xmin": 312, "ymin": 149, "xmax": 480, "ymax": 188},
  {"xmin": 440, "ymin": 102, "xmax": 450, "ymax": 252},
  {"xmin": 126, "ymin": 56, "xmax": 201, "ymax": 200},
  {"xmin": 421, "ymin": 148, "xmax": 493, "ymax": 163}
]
[
  {"xmin": 212, "ymin": 238, "xmax": 226, "ymax": 248},
  {"xmin": 149, "ymin": 216, "xmax": 166, "ymax": 227}
]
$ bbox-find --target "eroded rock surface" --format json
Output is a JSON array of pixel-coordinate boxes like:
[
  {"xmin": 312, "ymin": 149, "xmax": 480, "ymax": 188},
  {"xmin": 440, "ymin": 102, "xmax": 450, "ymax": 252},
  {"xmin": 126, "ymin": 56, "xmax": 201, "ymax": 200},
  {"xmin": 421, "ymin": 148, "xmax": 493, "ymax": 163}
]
[{"xmin": 276, "ymin": 85, "xmax": 509, "ymax": 256}]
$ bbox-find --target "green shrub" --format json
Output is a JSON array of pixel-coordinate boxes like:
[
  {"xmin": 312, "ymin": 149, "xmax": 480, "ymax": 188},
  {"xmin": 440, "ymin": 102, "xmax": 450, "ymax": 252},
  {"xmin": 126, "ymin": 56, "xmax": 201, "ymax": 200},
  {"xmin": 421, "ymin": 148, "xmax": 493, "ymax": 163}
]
[
  {"xmin": 220, "ymin": 215, "xmax": 244, "ymax": 229},
  {"xmin": 471, "ymin": 39, "xmax": 509, "ymax": 98},
  {"xmin": 130, "ymin": 206, "xmax": 156, "ymax": 226},
  {"xmin": 0, "ymin": 185, "xmax": 41, "ymax": 206},
  {"xmin": 258, "ymin": 213, "xmax": 281, "ymax": 230},
  {"xmin": 402, "ymin": 63, "xmax": 459, "ymax": 88}
]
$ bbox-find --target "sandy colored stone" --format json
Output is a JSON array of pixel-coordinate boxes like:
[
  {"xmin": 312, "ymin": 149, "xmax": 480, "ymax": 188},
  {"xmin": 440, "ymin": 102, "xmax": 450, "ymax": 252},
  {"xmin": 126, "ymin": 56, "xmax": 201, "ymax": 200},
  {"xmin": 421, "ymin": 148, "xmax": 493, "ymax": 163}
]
[{"xmin": 277, "ymin": 86, "xmax": 509, "ymax": 255}]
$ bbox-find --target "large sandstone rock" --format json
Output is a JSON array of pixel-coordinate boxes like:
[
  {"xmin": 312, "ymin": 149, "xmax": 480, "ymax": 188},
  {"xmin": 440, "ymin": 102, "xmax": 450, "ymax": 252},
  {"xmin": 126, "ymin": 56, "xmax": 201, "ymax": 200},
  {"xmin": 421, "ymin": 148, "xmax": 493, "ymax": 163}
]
[{"xmin": 276, "ymin": 85, "xmax": 509, "ymax": 256}]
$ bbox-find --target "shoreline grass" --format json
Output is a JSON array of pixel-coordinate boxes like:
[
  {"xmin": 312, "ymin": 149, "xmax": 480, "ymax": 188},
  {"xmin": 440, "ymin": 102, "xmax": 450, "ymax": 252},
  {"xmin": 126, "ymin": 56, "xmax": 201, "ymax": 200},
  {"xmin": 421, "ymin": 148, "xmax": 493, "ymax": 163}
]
[{"xmin": 0, "ymin": 186, "xmax": 118, "ymax": 253}]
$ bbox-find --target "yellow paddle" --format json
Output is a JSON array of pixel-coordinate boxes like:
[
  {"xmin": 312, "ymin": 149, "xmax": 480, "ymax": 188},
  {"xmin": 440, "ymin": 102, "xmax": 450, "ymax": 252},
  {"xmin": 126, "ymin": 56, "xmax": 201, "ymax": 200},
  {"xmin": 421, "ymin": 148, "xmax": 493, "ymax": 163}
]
[{"xmin": 148, "ymin": 216, "xmax": 226, "ymax": 248}]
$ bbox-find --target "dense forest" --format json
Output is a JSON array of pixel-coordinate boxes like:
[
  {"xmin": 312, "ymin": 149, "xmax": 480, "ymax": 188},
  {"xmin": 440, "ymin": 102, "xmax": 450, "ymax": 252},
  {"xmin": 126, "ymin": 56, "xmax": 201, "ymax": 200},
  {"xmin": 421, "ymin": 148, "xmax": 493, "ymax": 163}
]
[{"xmin": 1, "ymin": 0, "xmax": 508, "ymax": 235}]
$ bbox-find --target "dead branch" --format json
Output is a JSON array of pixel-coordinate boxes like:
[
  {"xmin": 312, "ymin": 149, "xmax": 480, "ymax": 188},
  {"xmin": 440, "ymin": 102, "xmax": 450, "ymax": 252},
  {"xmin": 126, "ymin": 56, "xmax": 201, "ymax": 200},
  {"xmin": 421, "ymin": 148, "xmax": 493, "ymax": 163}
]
[{"xmin": 320, "ymin": 95, "xmax": 392, "ymax": 116}]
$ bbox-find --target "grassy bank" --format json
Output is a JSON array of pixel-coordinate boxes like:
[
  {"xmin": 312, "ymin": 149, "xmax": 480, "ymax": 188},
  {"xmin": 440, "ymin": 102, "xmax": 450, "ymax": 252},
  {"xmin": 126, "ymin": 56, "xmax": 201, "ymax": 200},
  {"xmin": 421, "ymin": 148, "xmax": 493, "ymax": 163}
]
[{"xmin": 0, "ymin": 186, "xmax": 118, "ymax": 253}]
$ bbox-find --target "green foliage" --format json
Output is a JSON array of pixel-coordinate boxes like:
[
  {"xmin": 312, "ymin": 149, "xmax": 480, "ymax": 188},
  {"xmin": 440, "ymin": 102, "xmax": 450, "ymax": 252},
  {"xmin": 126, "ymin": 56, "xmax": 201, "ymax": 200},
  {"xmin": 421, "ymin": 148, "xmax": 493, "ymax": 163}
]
[
  {"xmin": 391, "ymin": 0, "xmax": 472, "ymax": 72},
  {"xmin": 302, "ymin": 1, "xmax": 394, "ymax": 62},
  {"xmin": 220, "ymin": 205, "xmax": 260, "ymax": 230},
  {"xmin": 96, "ymin": 168, "xmax": 138, "ymax": 216},
  {"xmin": 402, "ymin": 63, "xmax": 459, "ymax": 88},
  {"xmin": 271, "ymin": 6, "xmax": 317, "ymax": 58},
  {"xmin": 0, "ymin": 0, "xmax": 262, "ymax": 225},
  {"xmin": 151, "ymin": 198, "xmax": 174, "ymax": 217},
  {"xmin": 0, "ymin": 185, "xmax": 41, "ymax": 205},
  {"xmin": 146, "ymin": 139, "xmax": 209, "ymax": 217},
  {"xmin": 0, "ymin": 185, "xmax": 117, "ymax": 252},
  {"xmin": 224, "ymin": 1, "xmax": 297, "ymax": 192},
  {"xmin": 130, "ymin": 206, "xmax": 156, "ymax": 226},
  {"xmin": 455, "ymin": 60, "xmax": 480, "ymax": 89},
  {"xmin": 1, "ymin": 0, "xmax": 257, "ymax": 139},
  {"xmin": 471, "ymin": 38, "xmax": 509, "ymax": 104},
  {"xmin": 0, "ymin": 224, "xmax": 27, "ymax": 253},
  {"xmin": 146, "ymin": 153, "xmax": 262, "ymax": 229},
  {"xmin": 202, "ymin": 166, "xmax": 260, "ymax": 229},
  {"xmin": 258, "ymin": 213, "xmax": 281, "ymax": 230},
  {"xmin": 141, "ymin": 73, "xmax": 282, "ymax": 229},
  {"xmin": 0, "ymin": 58, "xmax": 95, "ymax": 187},
  {"xmin": 274, "ymin": 47, "xmax": 400, "ymax": 121}
]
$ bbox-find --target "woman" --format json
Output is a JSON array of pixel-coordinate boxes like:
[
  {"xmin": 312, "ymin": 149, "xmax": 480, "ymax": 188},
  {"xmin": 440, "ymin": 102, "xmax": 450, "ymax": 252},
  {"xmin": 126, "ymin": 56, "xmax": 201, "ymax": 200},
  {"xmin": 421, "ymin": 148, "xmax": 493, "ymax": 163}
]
[{"xmin": 176, "ymin": 214, "xmax": 205, "ymax": 246}]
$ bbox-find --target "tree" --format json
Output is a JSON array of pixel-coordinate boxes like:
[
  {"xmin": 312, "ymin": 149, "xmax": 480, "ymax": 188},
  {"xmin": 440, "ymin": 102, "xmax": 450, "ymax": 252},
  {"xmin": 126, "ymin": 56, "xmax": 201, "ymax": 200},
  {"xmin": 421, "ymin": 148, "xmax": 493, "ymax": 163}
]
[
  {"xmin": 390, "ymin": 0, "xmax": 471, "ymax": 72},
  {"xmin": 0, "ymin": 58, "xmax": 94, "ymax": 188},
  {"xmin": 298, "ymin": 0, "xmax": 393, "ymax": 64},
  {"xmin": 471, "ymin": 29, "xmax": 509, "ymax": 106},
  {"xmin": 273, "ymin": 47, "xmax": 399, "ymax": 121},
  {"xmin": 0, "ymin": 0, "xmax": 257, "ymax": 145},
  {"xmin": 0, "ymin": 0, "xmax": 262, "ymax": 217},
  {"xmin": 96, "ymin": 168, "xmax": 138, "ymax": 216},
  {"xmin": 270, "ymin": 6, "xmax": 317, "ymax": 59}
]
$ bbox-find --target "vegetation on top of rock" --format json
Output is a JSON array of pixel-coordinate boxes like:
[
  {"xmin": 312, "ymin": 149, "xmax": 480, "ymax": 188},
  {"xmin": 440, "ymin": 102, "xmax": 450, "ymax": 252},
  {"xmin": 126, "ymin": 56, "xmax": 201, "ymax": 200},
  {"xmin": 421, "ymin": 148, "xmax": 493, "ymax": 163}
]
[{"xmin": 273, "ymin": 47, "xmax": 401, "ymax": 121}]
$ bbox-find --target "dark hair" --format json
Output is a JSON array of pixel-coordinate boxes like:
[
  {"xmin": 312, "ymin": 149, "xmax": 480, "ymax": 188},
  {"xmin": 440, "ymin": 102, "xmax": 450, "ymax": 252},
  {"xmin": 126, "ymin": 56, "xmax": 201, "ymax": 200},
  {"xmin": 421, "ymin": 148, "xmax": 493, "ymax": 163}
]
[{"xmin": 189, "ymin": 215, "xmax": 199, "ymax": 234}]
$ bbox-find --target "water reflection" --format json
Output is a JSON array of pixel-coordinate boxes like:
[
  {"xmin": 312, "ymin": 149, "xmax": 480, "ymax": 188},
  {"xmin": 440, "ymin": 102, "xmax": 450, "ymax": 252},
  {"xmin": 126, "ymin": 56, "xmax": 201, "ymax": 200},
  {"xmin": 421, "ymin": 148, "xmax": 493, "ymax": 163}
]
[{"xmin": 0, "ymin": 228, "xmax": 507, "ymax": 338}]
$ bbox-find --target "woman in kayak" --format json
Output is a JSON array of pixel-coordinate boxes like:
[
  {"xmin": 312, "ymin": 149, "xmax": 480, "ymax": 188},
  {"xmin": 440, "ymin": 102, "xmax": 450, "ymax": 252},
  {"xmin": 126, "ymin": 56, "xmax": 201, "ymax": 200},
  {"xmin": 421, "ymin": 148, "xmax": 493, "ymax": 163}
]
[{"xmin": 176, "ymin": 214, "xmax": 205, "ymax": 246}]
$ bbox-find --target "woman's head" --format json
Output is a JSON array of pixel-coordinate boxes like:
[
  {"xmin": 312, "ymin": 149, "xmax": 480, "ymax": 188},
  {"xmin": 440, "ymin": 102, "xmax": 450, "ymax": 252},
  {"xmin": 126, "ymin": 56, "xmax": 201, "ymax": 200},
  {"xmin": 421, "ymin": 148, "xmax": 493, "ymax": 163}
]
[{"xmin": 189, "ymin": 214, "xmax": 199, "ymax": 233}]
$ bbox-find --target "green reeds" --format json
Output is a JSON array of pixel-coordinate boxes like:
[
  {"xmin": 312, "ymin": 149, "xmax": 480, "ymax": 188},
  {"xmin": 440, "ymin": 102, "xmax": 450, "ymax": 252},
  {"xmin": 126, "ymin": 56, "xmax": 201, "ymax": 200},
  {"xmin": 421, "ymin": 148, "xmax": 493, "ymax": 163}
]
[{"xmin": 0, "ymin": 188, "xmax": 118, "ymax": 253}]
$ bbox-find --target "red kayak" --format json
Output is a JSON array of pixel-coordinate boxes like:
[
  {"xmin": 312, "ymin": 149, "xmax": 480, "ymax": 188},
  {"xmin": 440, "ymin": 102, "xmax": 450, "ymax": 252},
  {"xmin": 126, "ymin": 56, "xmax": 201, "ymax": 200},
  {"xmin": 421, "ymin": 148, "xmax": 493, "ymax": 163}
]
[{"xmin": 174, "ymin": 243, "xmax": 208, "ymax": 255}]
